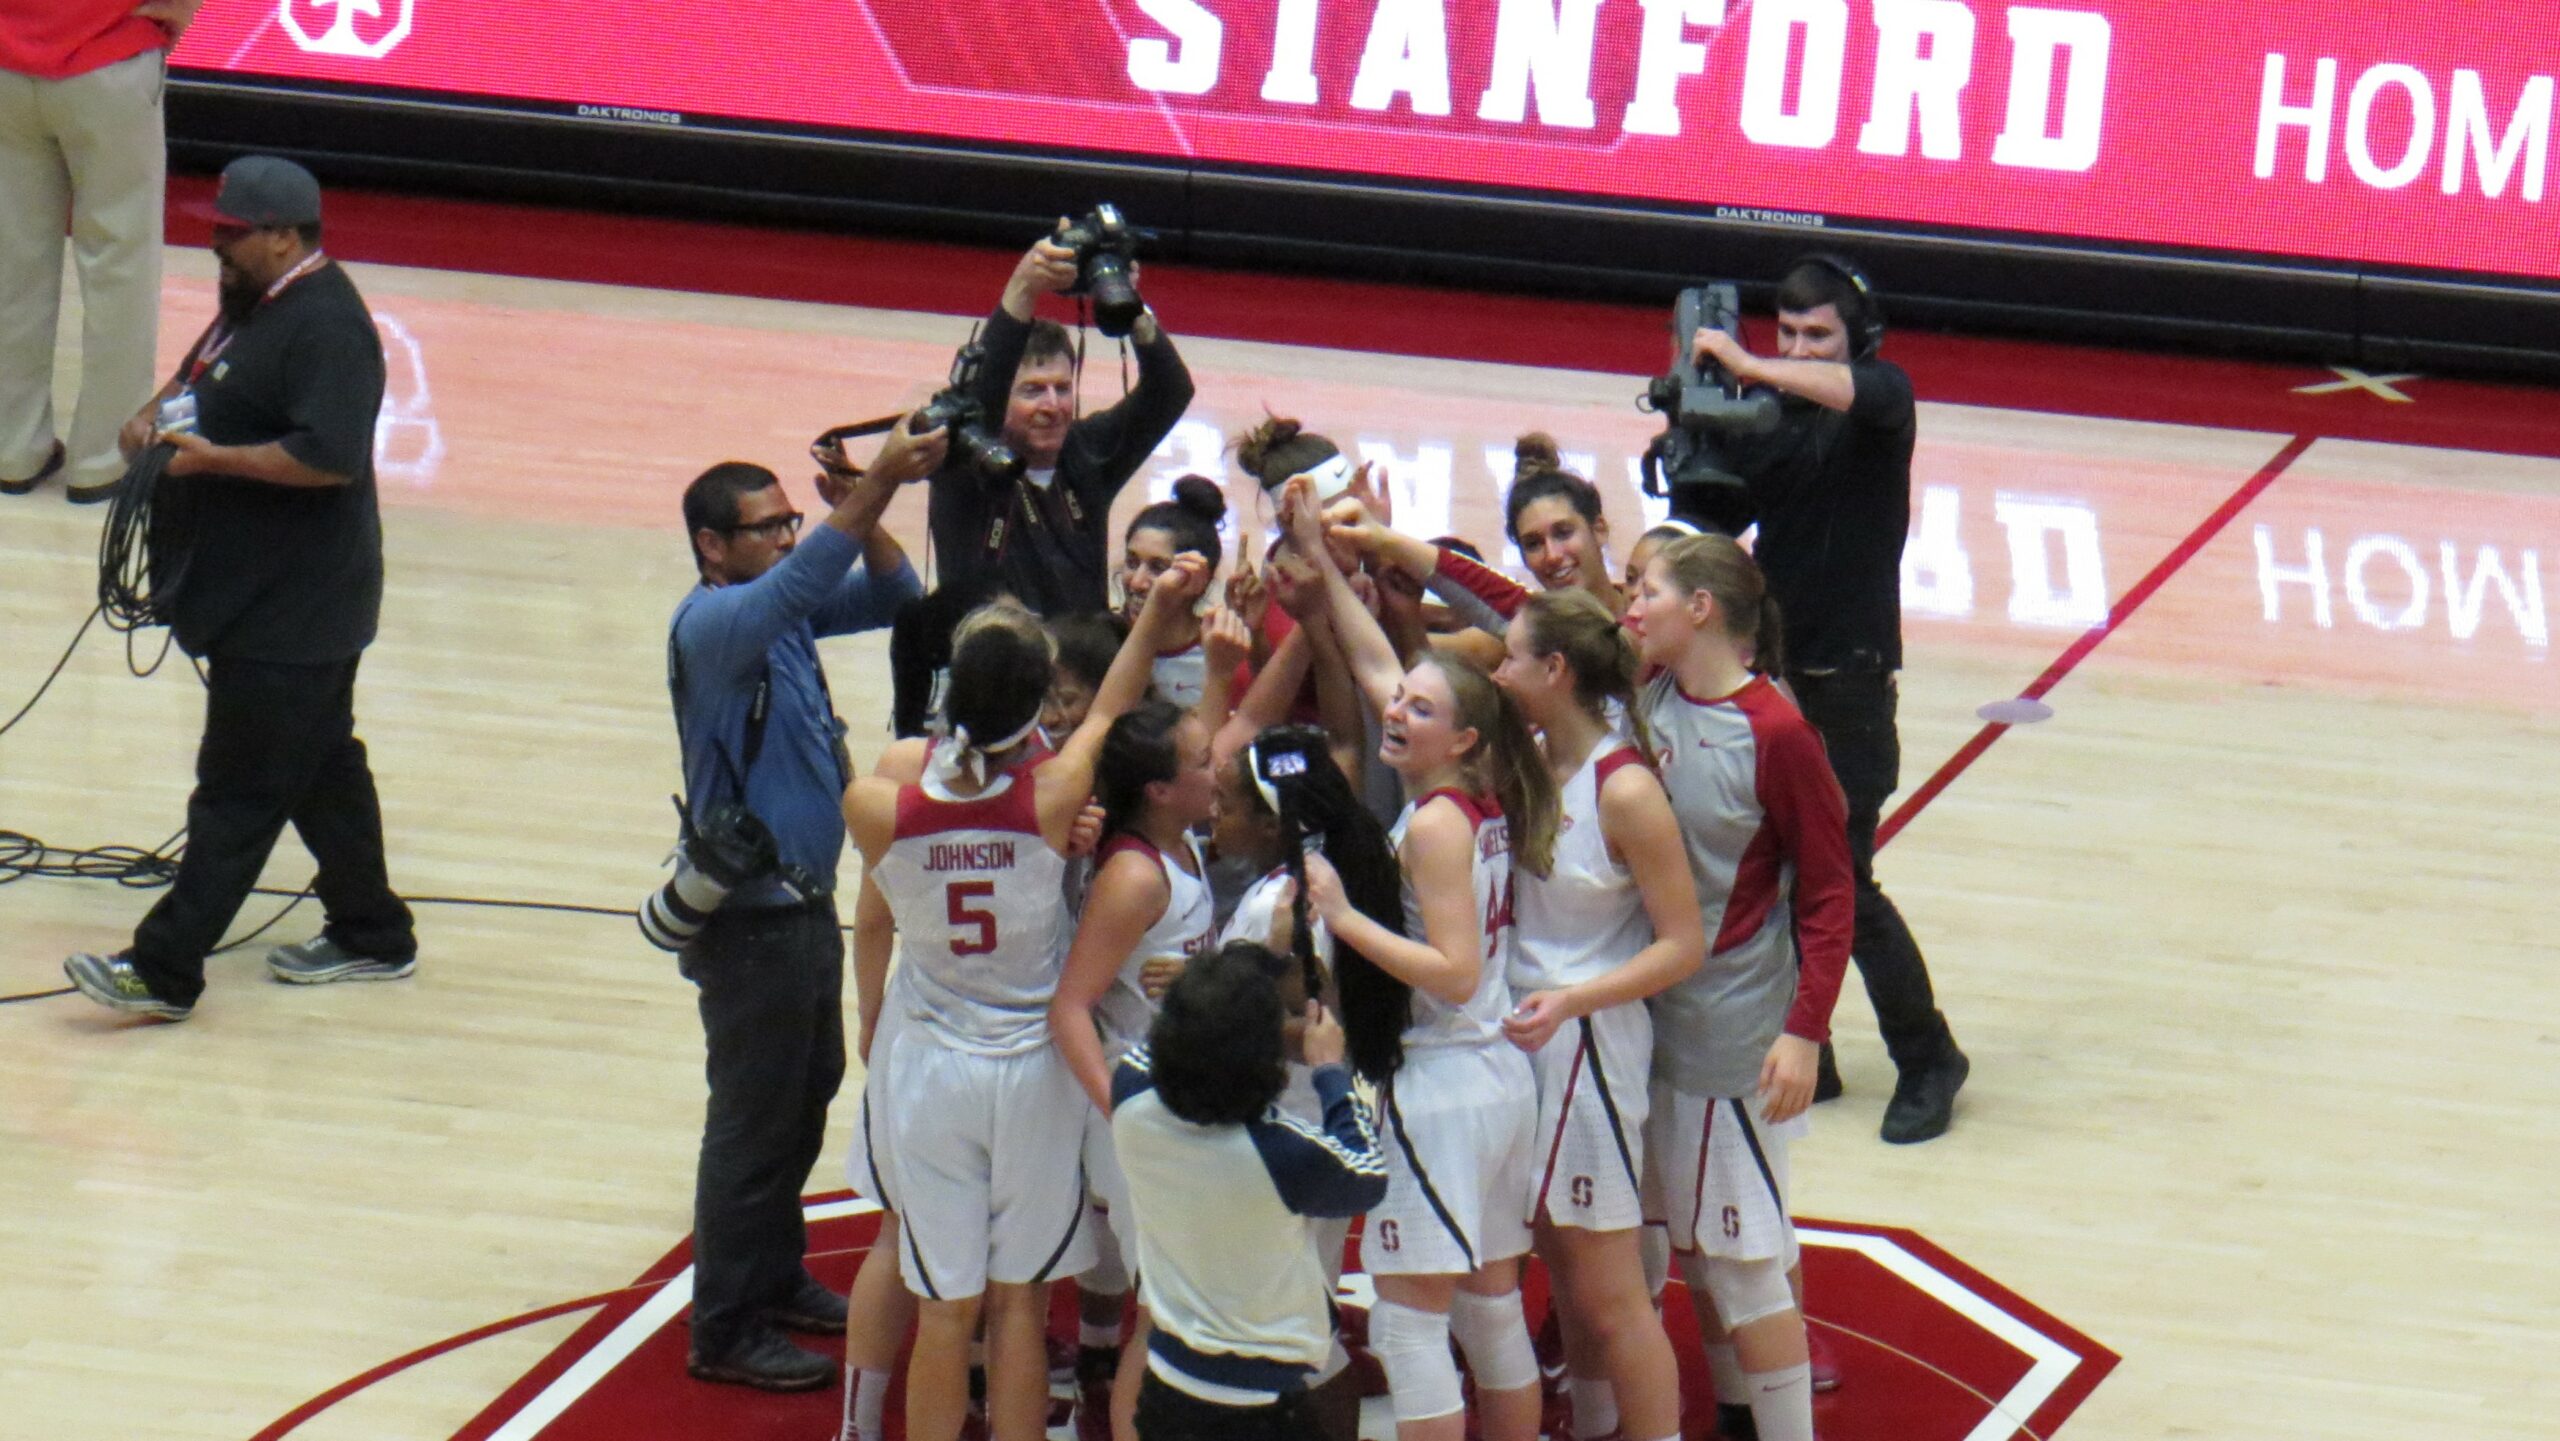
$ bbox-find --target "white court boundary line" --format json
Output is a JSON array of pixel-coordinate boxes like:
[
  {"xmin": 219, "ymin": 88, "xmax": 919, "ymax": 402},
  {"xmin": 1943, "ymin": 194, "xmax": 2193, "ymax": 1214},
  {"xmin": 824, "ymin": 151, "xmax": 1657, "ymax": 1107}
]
[
  {"xmin": 482, "ymin": 1204, "xmax": 2077, "ymax": 1441},
  {"xmin": 484, "ymin": 1197, "xmax": 881, "ymax": 1441},
  {"xmin": 1798, "ymin": 1227, "xmax": 2081, "ymax": 1441}
]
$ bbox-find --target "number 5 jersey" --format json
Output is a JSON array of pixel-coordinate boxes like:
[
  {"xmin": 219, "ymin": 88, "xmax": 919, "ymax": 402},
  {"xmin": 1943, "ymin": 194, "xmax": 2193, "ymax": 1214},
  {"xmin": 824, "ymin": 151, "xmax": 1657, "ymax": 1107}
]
[{"xmin": 872, "ymin": 747, "xmax": 1071, "ymax": 1057}]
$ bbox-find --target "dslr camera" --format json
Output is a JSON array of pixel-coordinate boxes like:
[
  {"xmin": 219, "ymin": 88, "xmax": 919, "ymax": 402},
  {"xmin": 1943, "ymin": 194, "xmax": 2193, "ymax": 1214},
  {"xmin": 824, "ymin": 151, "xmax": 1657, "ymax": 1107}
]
[
  {"xmin": 1637, "ymin": 284, "xmax": 1782, "ymax": 536},
  {"xmin": 639, "ymin": 796, "xmax": 816, "ymax": 952},
  {"xmin": 913, "ymin": 338, "xmax": 1026, "ymax": 485},
  {"xmin": 1053, "ymin": 204, "xmax": 1150, "ymax": 339}
]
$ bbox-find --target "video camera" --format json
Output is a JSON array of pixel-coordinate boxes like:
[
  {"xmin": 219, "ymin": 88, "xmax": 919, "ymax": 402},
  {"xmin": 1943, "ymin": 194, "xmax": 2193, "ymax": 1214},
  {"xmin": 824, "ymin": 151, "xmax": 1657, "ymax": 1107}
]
[
  {"xmin": 639, "ymin": 796, "xmax": 817, "ymax": 952},
  {"xmin": 1054, "ymin": 204, "xmax": 1150, "ymax": 339},
  {"xmin": 1637, "ymin": 284, "xmax": 1781, "ymax": 536},
  {"xmin": 912, "ymin": 338, "xmax": 1026, "ymax": 485}
]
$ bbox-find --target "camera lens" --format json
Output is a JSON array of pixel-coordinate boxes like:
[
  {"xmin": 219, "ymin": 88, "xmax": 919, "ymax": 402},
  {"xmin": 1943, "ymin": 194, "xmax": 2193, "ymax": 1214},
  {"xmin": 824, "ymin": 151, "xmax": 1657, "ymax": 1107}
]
[
  {"xmin": 971, "ymin": 433, "xmax": 1025, "ymax": 484},
  {"xmin": 1086, "ymin": 256, "xmax": 1143, "ymax": 338}
]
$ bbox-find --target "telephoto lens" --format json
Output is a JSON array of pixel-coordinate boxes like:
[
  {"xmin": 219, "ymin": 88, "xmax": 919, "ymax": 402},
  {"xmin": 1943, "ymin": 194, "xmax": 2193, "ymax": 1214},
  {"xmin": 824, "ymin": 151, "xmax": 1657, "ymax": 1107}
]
[{"xmin": 637, "ymin": 798, "xmax": 783, "ymax": 951}]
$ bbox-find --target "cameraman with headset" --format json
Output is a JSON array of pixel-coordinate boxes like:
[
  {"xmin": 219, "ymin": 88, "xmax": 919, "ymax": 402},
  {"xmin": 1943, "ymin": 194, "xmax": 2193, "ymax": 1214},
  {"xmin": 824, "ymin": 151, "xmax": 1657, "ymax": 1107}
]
[
  {"xmin": 668, "ymin": 414, "xmax": 943, "ymax": 1390},
  {"xmin": 1687, "ymin": 255, "xmax": 1969, "ymax": 1145},
  {"xmin": 891, "ymin": 222, "xmax": 1195, "ymax": 735}
]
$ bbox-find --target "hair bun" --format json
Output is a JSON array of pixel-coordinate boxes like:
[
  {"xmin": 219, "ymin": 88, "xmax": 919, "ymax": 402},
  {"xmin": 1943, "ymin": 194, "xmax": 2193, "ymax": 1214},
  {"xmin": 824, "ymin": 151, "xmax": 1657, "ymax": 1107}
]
[
  {"xmin": 1170, "ymin": 475, "xmax": 1228, "ymax": 523},
  {"xmin": 1513, "ymin": 431, "xmax": 1562, "ymax": 475}
]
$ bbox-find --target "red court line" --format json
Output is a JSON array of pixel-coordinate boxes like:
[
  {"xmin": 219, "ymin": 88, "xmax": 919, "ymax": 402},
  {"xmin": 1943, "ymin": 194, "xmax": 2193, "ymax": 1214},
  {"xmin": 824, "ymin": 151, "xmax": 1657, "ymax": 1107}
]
[
  {"xmin": 1876, "ymin": 432, "xmax": 2317, "ymax": 851},
  {"xmin": 247, "ymin": 1288, "xmax": 630, "ymax": 1441}
]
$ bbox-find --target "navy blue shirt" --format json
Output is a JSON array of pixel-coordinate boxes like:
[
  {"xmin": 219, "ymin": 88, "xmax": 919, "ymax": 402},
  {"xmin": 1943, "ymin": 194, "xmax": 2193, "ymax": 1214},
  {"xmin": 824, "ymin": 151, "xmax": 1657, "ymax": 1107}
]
[{"xmin": 670, "ymin": 522, "xmax": 921, "ymax": 904}]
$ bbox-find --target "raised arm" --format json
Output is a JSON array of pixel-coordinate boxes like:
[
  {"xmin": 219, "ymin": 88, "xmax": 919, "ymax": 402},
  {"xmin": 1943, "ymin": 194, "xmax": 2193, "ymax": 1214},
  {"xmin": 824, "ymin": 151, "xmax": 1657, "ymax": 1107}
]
[
  {"xmin": 1038, "ymin": 554, "xmax": 1210, "ymax": 846},
  {"xmin": 813, "ymin": 414, "xmax": 943, "ymax": 636},
  {"xmin": 1280, "ymin": 476, "xmax": 1406, "ymax": 716}
]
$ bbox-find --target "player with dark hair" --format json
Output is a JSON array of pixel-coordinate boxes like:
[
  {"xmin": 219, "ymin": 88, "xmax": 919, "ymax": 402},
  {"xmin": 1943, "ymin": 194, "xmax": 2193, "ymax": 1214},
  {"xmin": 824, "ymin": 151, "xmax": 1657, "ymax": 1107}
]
[
  {"xmin": 845, "ymin": 557, "xmax": 1206, "ymax": 1441},
  {"xmin": 1119, "ymin": 476, "xmax": 1228, "ymax": 708},
  {"xmin": 1050, "ymin": 697, "xmax": 1220, "ymax": 1439}
]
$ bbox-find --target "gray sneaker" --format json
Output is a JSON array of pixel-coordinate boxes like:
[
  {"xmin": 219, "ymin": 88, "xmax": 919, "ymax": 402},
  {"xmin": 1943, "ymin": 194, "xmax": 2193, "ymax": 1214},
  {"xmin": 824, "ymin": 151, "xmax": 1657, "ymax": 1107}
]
[
  {"xmin": 63, "ymin": 952, "xmax": 192, "ymax": 1021},
  {"xmin": 266, "ymin": 936, "xmax": 416, "ymax": 985}
]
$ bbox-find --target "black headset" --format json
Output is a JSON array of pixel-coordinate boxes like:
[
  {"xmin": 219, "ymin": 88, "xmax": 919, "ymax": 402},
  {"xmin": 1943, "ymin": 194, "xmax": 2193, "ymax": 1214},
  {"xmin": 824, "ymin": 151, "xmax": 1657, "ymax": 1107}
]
[{"xmin": 1791, "ymin": 252, "xmax": 1884, "ymax": 360}]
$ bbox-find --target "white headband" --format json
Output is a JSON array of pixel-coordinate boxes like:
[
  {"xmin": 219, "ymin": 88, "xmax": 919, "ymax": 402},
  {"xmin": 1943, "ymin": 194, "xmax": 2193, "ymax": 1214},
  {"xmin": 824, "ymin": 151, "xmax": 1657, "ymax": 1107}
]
[
  {"xmin": 929, "ymin": 712, "xmax": 1044, "ymax": 791},
  {"xmin": 1291, "ymin": 453, "xmax": 1356, "ymax": 502}
]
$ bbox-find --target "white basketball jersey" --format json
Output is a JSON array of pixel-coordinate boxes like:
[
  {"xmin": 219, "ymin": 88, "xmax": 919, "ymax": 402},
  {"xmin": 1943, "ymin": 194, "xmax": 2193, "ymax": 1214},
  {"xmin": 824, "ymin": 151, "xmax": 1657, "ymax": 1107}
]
[
  {"xmin": 874, "ymin": 750, "xmax": 1068, "ymax": 1057},
  {"xmin": 1512, "ymin": 744, "xmax": 1652, "ymax": 991},
  {"xmin": 1391, "ymin": 789, "xmax": 1514, "ymax": 1049},
  {"xmin": 1088, "ymin": 832, "xmax": 1217, "ymax": 1050},
  {"xmin": 1152, "ymin": 644, "xmax": 1207, "ymax": 710}
]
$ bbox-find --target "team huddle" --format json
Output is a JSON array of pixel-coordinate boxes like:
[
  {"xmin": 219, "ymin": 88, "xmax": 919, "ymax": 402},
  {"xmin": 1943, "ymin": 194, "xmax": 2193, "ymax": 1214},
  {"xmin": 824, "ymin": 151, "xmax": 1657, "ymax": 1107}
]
[{"xmin": 836, "ymin": 418, "xmax": 1852, "ymax": 1441}]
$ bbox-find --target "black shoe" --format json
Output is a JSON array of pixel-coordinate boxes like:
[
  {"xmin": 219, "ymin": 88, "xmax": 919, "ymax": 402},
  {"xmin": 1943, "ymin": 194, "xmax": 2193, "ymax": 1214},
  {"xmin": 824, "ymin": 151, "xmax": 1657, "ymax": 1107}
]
[
  {"xmin": 687, "ymin": 1325, "xmax": 833, "ymax": 1391},
  {"xmin": 768, "ymin": 1274, "xmax": 848, "ymax": 1334},
  {"xmin": 1716, "ymin": 1400, "xmax": 1759, "ymax": 1439},
  {"xmin": 1, "ymin": 440, "xmax": 65, "ymax": 495},
  {"xmin": 1813, "ymin": 1041, "xmax": 1843, "ymax": 1103},
  {"xmin": 1880, "ymin": 1047, "xmax": 1970, "ymax": 1145}
]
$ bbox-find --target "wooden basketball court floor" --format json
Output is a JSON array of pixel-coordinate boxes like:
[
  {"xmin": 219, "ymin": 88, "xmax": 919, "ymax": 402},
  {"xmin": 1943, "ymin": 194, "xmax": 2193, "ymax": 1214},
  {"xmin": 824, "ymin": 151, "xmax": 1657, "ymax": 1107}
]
[{"xmin": 2, "ymin": 241, "xmax": 2554, "ymax": 1441}]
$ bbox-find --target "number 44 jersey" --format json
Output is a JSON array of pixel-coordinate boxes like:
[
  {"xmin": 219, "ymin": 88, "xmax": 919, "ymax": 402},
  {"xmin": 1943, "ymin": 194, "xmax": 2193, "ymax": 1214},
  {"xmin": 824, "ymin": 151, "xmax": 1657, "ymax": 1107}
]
[{"xmin": 873, "ymin": 752, "xmax": 1069, "ymax": 1058}]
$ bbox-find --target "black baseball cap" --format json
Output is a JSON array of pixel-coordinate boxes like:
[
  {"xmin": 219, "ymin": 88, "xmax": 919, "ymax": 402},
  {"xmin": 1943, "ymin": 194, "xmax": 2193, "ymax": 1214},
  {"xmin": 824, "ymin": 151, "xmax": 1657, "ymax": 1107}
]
[{"xmin": 208, "ymin": 155, "xmax": 323, "ymax": 229}]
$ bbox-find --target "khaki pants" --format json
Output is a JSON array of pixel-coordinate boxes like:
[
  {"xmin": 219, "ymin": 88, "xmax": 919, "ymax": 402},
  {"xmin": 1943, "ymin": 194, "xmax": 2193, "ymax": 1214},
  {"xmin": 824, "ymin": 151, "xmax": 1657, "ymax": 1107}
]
[{"xmin": 0, "ymin": 51, "xmax": 165, "ymax": 492}]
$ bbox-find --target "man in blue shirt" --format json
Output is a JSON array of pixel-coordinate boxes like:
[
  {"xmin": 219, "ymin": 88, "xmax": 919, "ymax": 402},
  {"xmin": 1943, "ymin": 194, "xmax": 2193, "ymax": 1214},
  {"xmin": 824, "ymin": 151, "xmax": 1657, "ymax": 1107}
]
[{"xmin": 670, "ymin": 413, "xmax": 941, "ymax": 1391}]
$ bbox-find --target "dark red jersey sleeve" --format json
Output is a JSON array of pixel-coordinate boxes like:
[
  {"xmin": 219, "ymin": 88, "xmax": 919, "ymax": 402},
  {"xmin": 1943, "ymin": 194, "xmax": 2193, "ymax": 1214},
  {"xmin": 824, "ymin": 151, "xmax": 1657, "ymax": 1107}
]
[{"xmin": 1753, "ymin": 712, "xmax": 1855, "ymax": 1042}]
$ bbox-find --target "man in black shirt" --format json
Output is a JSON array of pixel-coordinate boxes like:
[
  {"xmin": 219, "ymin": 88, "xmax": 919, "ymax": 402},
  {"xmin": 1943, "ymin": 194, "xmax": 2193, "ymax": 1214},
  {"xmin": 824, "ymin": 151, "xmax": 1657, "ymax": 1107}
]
[
  {"xmin": 64, "ymin": 156, "xmax": 414, "ymax": 1022},
  {"xmin": 1690, "ymin": 255, "xmax": 1968, "ymax": 1143},
  {"xmin": 889, "ymin": 231, "xmax": 1194, "ymax": 734}
]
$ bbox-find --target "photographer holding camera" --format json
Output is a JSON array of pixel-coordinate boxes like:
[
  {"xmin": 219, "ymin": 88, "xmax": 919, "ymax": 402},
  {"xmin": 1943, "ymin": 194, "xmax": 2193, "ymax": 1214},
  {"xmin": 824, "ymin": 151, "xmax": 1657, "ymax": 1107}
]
[
  {"xmin": 891, "ymin": 215, "xmax": 1195, "ymax": 735},
  {"xmin": 1684, "ymin": 255, "xmax": 1969, "ymax": 1146},
  {"xmin": 666, "ymin": 414, "xmax": 943, "ymax": 1390}
]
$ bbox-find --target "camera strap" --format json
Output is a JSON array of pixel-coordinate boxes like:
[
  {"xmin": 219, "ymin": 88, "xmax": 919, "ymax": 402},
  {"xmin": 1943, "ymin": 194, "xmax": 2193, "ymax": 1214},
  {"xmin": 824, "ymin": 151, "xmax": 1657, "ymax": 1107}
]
[
  {"xmin": 667, "ymin": 627, "xmax": 852, "ymax": 803},
  {"xmin": 666, "ymin": 627, "xmax": 770, "ymax": 802}
]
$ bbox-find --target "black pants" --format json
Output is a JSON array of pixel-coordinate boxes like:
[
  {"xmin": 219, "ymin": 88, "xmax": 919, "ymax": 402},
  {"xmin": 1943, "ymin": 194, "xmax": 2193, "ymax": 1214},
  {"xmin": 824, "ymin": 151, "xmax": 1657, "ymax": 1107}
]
[
  {"xmin": 1135, "ymin": 1373, "xmax": 1323, "ymax": 1441},
  {"xmin": 130, "ymin": 654, "xmax": 414, "ymax": 1008},
  {"xmin": 681, "ymin": 899, "xmax": 846, "ymax": 1359},
  {"xmin": 1784, "ymin": 668, "xmax": 1956, "ymax": 1073}
]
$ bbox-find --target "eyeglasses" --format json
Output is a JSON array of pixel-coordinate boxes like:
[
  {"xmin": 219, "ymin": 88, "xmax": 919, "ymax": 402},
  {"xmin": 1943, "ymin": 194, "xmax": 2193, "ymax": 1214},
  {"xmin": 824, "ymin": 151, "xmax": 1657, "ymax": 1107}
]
[{"xmin": 725, "ymin": 512, "xmax": 805, "ymax": 541}]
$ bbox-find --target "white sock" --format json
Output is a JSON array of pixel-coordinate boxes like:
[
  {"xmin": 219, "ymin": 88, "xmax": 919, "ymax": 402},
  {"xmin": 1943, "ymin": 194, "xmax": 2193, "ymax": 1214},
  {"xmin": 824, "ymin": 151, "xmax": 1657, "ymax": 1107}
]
[
  {"xmin": 1703, "ymin": 1341, "xmax": 1747, "ymax": 1406},
  {"xmin": 841, "ymin": 1365, "xmax": 890, "ymax": 1441},
  {"xmin": 1569, "ymin": 1376, "xmax": 1619, "ymax": 1437},
  {"xmin": 1079, "ymin": 1318, "xmax": 1124, "ymax": 1351},
  {"xmin": 1745, "ymin": 1362, "xmax": 1813, "ymax": 1441}
]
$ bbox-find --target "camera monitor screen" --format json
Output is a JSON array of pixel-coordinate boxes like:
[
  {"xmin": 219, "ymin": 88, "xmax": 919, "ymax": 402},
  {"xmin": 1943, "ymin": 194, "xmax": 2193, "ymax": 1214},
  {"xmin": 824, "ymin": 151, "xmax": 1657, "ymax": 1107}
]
[{"xmin": 176, "ymin": 1, "xmax": 2556, "ymax": 284}]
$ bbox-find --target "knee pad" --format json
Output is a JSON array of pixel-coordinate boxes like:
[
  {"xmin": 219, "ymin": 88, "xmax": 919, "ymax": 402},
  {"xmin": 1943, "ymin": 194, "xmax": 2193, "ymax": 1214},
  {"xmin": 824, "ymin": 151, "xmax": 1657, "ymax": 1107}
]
[
  {"xmin": 1639, "ymin": 1225, "xmax": 1671, "ymax": 1300},
  {"xmin": 1367, "ymin": 1300, "xmax": 1464, "ymax": 1422},
  {"xmin": 1082, "ymin": 1206, "xmax": 1129, "ymax": 1295},
  {"xmin": 1448, "ymin": 1290, "xmax": 1540, "ymax": 1393},
  {"xmin": 1701, "ymin": 1254, "xmax": 1795, "ymax": 1332}
]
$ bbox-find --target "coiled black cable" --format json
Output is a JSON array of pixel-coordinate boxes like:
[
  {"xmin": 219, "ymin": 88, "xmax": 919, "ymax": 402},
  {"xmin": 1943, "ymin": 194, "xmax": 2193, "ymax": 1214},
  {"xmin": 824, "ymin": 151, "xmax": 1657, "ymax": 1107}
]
[{"xmin": 98, "ymin": 441, "xmax": 193, "ymax": 635}]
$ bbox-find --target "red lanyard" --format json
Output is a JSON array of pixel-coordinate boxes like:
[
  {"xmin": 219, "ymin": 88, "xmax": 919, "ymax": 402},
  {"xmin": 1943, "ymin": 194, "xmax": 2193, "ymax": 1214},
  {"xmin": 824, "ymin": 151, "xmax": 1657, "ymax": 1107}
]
[{"xmin": 186, "ymin": 250, "xmax": 329, "ymax": 384}]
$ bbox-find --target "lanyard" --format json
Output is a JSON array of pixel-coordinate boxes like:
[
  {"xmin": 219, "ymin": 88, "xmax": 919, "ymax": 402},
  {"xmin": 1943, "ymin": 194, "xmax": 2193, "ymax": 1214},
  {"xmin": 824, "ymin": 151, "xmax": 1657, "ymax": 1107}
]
[{"xmin": 185, "ymin": 250, "xmax": 329, "ymax": 384}]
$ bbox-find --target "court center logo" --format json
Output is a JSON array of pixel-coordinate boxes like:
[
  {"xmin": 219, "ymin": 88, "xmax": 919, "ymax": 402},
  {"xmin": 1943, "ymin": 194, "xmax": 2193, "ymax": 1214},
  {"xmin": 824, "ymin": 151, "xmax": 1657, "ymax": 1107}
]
[{"xmin": 280, "ymin": 0, "xmax": 414, "ymax": 59}]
